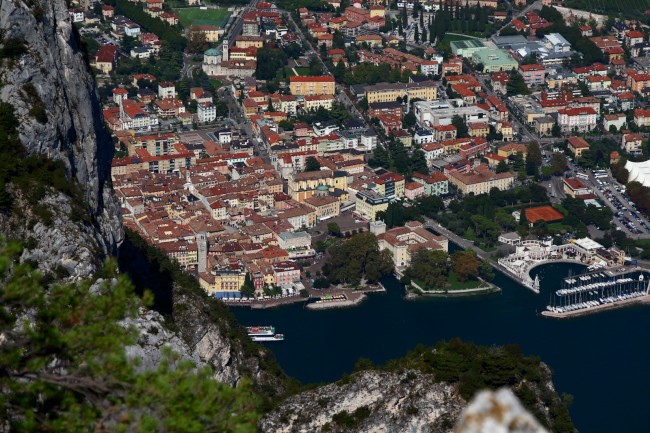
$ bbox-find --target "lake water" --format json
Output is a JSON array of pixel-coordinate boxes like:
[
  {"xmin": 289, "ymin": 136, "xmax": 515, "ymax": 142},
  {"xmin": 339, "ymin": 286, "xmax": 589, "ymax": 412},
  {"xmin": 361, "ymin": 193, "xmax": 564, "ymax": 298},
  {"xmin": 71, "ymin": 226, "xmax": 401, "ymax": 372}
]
[{"xmin": 233, "ymin": 260, "xmax": 650, "ymax": 433}]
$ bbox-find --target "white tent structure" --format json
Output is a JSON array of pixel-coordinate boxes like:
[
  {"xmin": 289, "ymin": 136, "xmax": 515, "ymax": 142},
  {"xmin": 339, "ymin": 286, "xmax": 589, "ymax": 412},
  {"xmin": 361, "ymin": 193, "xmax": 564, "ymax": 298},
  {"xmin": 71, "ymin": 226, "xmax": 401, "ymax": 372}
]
[{"xmin": 625, "ymin": 160, "xmax": 650, "ymax": 187}]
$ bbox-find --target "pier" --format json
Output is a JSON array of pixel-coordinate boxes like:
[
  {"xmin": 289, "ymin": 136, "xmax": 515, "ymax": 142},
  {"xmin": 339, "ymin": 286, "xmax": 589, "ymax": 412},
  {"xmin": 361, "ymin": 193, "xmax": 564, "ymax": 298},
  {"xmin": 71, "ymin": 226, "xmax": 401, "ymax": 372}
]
[{"xmin": 542, "ymin": 269, "xmax": 650, "ymax": 319}]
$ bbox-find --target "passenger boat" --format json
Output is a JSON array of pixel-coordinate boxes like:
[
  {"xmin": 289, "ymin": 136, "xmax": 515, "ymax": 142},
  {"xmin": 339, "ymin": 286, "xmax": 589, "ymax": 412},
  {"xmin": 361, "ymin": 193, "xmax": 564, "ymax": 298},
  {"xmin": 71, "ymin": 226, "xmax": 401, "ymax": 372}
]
[
  {"xmin": 246, "ymin": 326, "xmax": 275, "ymax": 336},
  {"xmin": 251, "ymin": 334, "xmax": 284, "ymax": 342}
]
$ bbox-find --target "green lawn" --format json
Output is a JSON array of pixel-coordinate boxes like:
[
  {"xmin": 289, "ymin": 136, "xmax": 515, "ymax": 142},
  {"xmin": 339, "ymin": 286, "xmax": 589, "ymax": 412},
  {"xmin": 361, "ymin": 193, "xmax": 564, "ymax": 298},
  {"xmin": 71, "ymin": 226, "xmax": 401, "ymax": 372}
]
[
  {"xmin": 210, "ymin": 79, "xmax": 223, "ymax": 90},
  {"xmin": 294, "ymin": 67, "xmax": 311, "ymax": 76},
  {"xmin": 415, "ymin": 272, "xmax": 480, "ymax": 292},
  {"xmin": 175, "ymin": 7, "xmax": 230, "ymax": 28}
]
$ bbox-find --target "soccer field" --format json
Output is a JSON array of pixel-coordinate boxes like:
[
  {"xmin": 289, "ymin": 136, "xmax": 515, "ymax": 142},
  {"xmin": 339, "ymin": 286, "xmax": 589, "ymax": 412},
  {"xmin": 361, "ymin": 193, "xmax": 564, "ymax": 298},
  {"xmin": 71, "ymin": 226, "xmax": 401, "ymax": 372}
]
[{"xmin": 175, "ymin": 8, "xmax": 230, "ymax": 28}]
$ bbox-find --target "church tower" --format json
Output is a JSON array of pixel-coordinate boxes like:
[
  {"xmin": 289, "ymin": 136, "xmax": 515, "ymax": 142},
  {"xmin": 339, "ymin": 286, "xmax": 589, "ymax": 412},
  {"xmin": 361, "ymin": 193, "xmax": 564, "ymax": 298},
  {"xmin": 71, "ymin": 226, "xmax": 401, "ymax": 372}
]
[
  {"xmin": 222, "ymin": 40, "xmax": 229, "ymax": 62},
  {"xmin": 197, "ymin": 232, "xmax": 208, "ymax": 273}
]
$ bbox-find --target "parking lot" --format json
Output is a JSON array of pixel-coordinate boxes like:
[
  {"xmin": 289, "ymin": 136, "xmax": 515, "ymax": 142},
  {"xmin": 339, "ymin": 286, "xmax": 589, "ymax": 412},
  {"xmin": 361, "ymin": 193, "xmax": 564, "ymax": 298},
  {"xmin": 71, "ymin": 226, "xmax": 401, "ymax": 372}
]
[{"xmin": 579, "ymin": 169, "xmax": 650, "ymax": 238}]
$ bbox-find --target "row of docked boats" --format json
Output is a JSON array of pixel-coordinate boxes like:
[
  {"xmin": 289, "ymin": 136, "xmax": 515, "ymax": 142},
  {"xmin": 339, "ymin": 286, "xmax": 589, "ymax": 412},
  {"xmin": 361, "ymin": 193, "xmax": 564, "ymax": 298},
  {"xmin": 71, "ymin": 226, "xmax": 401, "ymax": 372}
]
[
  {"xmin": 546, "ymin": 291, "xmax": 647, "ymax": 314},
  {"xmin": 245, "ymin": 326, "xmax": 284, "ymax": 342},
  {"xmin": 314, "ymin": 294, "xmax": 347, "ymax": 304}
]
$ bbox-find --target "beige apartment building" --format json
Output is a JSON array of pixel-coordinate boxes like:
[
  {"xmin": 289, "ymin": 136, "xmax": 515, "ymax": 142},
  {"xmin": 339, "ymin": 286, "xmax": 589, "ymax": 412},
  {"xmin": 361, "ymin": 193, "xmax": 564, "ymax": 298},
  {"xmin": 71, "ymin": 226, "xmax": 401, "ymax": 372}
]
[
  {"xmin": 448, "ymin": 164, "xmax": 514, "ymax": 195},
  {"xmin": 290, "ymin": 76, "xmax": 336, "ymax": 96}
]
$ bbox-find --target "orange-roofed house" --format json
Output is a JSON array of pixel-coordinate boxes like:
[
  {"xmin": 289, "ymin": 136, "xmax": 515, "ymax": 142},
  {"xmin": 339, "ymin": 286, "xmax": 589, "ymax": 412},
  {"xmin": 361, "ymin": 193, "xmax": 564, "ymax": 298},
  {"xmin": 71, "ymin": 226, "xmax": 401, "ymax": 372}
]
[{"xmin": 567, "ymin": 136, "xmax": 590, "ymax": 157}]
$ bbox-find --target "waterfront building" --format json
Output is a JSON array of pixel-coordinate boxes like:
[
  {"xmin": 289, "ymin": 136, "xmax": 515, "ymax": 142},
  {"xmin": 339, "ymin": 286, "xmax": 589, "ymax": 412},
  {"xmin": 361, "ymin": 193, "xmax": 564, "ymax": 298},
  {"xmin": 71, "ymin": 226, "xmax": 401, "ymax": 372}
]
[{"xmin": 377, "ymin": 221, "xmax": 448, "ymax": 269}]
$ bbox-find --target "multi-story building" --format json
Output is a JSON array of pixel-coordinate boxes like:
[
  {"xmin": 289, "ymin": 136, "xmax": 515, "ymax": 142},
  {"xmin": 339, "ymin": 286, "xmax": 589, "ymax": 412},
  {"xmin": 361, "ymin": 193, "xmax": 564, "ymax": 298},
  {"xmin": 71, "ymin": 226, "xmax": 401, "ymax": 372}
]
[
  {"xmin": 355, "ymin": 189, "xmax": 391, "ymax": 221},
  {"xmin": 634, "ymin": 108, "xmax": 650, "ymax": 127},
  {"xmin": 448, "ymin": 164, "xmax": 514, "ymax": 195},
  {"xmin": 198, "ymin": 102, "xmax": 217, "ymax": 123},
  {"xmin": 199, "ymin": 264, "xmax": 246, "ymax": 298},
  {"xmin": 368, "ymin": 101, "xmax": 402, "ymax": 118},
  {"xmin": 303, "ymin": 195, "xmax": 341, "ymax": 220},
  {"xmin": 288, "ymin": 169, "xmax": 347, "ymax": 201},
  {"xmin": 364, "ymin": 81, "xmax": 437, "ymax": 104},
  {"xmin": 558, "ymin": 107, "xmax": 597, "ymax": 133},
  {"xmin": 373, "ymin": 172, "xmax": 405, "ymax": 199},
  {"xmin": 567, "ymin": 136, "xmax": 590, "ymax": 157},
  {"xmin": 158, "ymin": 81, "xmax": 176, "ymax": 99},
  {"xmin": 518, "ymin": 64, "xmax": 545, "ymax": 86},
  {"xmin": 622, "ymin": 133, "xmax": 643, "ymax": 155},
  {"xmin": 412, "ymin": 172, "xmax": 449, "ymax": 196},
  {"xmin": 377, "ymin": 221, "xmax": 448, "ymax": 269},
  {"xmin": 290, "ymin": 76, "xmax": 336, "ymax": 96},
  {"xmin": 272, "ymin": 262, "xmax": 301, "ymax": 287}
]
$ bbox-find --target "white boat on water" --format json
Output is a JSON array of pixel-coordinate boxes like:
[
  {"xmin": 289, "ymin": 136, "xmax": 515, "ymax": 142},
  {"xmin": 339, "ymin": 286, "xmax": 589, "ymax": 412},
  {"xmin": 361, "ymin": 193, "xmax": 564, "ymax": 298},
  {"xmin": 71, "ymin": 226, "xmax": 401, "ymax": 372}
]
[
  {"xmin": 251, "ymin": 334, "xmax": 285, "ymax": 342},
  {"xmin": 246, "ymin": 326, "xmax": 275, "ymax": 336}
]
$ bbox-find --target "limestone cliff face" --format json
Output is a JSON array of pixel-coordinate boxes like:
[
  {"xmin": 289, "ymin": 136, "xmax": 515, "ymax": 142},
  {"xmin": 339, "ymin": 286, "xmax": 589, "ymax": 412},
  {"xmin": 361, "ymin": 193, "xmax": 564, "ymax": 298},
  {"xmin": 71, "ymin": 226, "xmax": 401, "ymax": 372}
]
[
  {"xmin": 0, "ymin": 0, "xmax": 122, "ymax": 277},
  {"xmin": 261, "ymin": 369, "xmax": 467, "ymax": 433}
]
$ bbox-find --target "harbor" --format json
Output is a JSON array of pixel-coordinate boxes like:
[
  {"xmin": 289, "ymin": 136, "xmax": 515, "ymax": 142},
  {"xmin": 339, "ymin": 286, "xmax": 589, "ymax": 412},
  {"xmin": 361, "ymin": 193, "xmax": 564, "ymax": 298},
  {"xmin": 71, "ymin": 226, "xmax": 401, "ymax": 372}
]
[{"xmin": 542, "ymin": 269, "xmax": 650, "ymax": 319}]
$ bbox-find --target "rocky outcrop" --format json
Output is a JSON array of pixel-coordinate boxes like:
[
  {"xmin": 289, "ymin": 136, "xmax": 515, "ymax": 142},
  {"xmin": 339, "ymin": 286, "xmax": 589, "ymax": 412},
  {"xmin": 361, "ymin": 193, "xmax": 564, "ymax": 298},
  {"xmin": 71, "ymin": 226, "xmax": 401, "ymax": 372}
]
[
  {"xmin": 455, "ymin": 388, "xmax": 548, "ymax": 433},
  {"xmin": 172, "ymin": 289, "xmax": 290, "ymax": 393},
  {"xmin": 124, "ymin": 308, "xmax": 205, "ymax": 372},
  {"xmin": 0, "ymin": 0, "xmax": 122, "ymax": 278},
  {"xmin": 260, "ymin": 369, "xmax": 467, "ymax": 433}
]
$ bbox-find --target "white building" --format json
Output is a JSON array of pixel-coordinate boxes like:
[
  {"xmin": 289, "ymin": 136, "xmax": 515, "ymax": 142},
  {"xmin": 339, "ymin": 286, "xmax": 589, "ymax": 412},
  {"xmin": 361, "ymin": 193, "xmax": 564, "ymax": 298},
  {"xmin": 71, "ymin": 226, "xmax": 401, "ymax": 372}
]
[
  {"xmin": 130, "ymin": 46, "xmax": 151, "ymax": 59},
  {"xmin": 158, "ymin": 82, "xmax": 177, "ymax": 99},
  {"xmin": 198, "ymin": 102, "xmax": 217, "ymax": 123},
  {"xmin": 124, "ymin": 22, "xmax": 141, "ymax": 38},
  {"xmin": 558, "ymin": 107, "xmax": 597, "ymax": 133},
  {"xmin": 414, "ymin": 129, "xmax": 435, "ymax": 145},
  {"xmin": 544, "ymin": 33, "xmax": 571, "ymax": 54},
  {"xmin": 414, "ymin": 100, "xmax": 489, "ymax": 128}
]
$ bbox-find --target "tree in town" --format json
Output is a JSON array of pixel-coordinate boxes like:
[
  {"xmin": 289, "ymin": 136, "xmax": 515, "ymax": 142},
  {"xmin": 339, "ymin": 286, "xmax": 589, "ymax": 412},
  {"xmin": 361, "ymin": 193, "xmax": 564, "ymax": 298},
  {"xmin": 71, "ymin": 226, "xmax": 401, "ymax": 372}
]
[
  {"xmin": 327, "ymin": 221, "xmax": 341, "ymax": 236},
  {"xmin": 506, "ymin": 69, "xmax": 529, "ymax": 96},
  {"xmin": 552, "ymin": 122, "xmax": 562, "ymax": 137},
  {"xmin": 410, "ymin": 149, "xmax": 429, "ymax": 175},
  {"xmin": 414, "ymin": 25, "xmax": 420, "ymax": 43},
  {"xmin": 334, "ymin": 59, "xmax": 346, "ymax": 82},
  {"xmin": 256, "ymin": 47, "xmax": 288, "ymax": 80},
  {"xmin": 186, "ymin": 29, "xmax": 208, "ymax": 54},
  {"xmin": 526, "ymin": 141, "xmax": 543, "ymax": 177},
  {"xmin": 402, "ymin": 110, "xmax": 417, "ymax": 130},
  {"xmin": 451, "ymin": 114, "xmax": 469, "ymax": 138},
  {"xmin": 358, "ymin": 96, "xmax": 369, "ymax": 111},
  {"xmin": 451, "ymin": 250, "xmax": 480, "ymax": 282},
  {"xmin": 421, "ymin": 26, "xmax": 427, "ymax": 45},
  {"xmin": 305, "ymin": 156, "xmax": 321, "ymax": 172},
  {"xmin": 404, "ymin": 249, "xmax": 449, "ymax": 288},
  {"xmin": 0, "ymin": 242, "xmax": 259, "ymax": 432},
  {"xmin": 550, "ymin": 152, "xmax": 567, "ymax": 176},
  {"xmin": 322, "ymin": 232, "xmax": 394, "ymax": 285},
  {"xmin": 369, "ymin": 143, "xmax": 390, "ymax": 168},
  {"xmin": 240, "ymin": 272, "xmax": 256, "ymax": 297},
  {"xmin": 496, "ymin": 160, "xmax": 510, "ymax": 174}
]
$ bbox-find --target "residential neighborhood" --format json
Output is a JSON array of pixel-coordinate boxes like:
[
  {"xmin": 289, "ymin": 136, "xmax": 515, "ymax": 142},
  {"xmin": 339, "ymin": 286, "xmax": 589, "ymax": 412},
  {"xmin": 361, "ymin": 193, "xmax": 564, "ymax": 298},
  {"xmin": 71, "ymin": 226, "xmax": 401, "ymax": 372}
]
[{"xmin": 68, "ymin": 0, "xmax": 650, "ymax": 303}]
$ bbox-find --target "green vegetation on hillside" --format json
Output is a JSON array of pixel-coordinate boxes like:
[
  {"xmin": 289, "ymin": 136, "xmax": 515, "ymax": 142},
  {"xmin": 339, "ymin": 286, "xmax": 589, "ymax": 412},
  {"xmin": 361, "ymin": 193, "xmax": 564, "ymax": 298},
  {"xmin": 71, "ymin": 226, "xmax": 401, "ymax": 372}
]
[
  {"xmin": 0, "ymin": 240, "xmax": 259, "ymax": 432},
  {"xmin": 368, "ymin": 340, "xmax": 576, "ymax": 433}
]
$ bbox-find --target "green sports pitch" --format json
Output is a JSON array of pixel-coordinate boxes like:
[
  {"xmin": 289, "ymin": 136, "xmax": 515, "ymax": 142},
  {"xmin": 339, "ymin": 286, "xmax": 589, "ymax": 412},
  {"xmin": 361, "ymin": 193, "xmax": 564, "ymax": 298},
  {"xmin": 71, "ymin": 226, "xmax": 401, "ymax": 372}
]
[{"xmin": 175, "ymin": 8, "xmax": 230, "ymax": 28}]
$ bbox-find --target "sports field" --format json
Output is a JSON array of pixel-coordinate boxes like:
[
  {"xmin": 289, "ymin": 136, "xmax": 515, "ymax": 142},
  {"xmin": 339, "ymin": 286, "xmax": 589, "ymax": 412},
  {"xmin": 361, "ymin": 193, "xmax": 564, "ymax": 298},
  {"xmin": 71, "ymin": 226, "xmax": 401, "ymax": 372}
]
[{"xmin": 176, "ymin": 8, "xmax": 230, "ymax": 28}]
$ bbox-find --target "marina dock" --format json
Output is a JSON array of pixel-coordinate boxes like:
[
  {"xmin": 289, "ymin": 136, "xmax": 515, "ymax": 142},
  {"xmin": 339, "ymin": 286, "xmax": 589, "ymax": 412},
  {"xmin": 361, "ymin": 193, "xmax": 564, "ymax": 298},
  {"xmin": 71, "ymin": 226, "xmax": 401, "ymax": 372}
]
[{"xmin": 542, "ymin": 268, "xmax": 650, "ymax": 319}]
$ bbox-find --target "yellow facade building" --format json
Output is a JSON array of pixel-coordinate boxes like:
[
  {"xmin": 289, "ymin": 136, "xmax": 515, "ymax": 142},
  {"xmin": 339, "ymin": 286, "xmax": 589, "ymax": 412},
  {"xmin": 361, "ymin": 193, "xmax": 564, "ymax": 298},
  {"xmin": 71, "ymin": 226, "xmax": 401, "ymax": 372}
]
[{"xmin": 364, "ymin": 80, "xmax": 437, "ymax": 104}]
